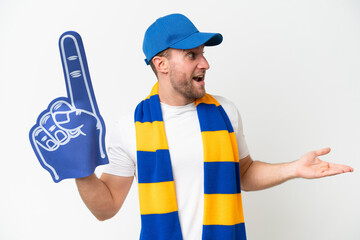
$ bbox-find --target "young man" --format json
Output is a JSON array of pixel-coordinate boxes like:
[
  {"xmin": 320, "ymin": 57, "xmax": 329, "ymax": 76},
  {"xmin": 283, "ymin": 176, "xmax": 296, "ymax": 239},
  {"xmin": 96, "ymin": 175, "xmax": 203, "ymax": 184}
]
[{"xmin": 75, "ymin": 13, "xmax": 353, "ymax": 240}]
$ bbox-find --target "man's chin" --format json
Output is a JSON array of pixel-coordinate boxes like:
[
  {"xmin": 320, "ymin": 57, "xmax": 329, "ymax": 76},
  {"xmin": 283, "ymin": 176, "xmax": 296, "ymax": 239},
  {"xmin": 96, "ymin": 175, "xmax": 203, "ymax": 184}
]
[{"xmin": 194, "ymin": 90, "xmax": 206, "ymax": 99}]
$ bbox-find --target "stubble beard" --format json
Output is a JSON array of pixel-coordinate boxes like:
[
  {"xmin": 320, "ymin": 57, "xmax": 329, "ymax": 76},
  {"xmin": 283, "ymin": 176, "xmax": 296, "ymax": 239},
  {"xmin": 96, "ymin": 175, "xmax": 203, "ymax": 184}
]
[{"xmin": 169, "ymin": 70, "xmax": 206, "ymax": 101}]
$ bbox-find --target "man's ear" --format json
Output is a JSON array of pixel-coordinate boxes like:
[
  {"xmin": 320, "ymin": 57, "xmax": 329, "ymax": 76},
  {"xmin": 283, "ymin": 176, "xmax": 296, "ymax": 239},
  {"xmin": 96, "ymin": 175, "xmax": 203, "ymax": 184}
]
[{"xmin": 152, "ymin": 56, "xmax": 169, "ymax": 74}]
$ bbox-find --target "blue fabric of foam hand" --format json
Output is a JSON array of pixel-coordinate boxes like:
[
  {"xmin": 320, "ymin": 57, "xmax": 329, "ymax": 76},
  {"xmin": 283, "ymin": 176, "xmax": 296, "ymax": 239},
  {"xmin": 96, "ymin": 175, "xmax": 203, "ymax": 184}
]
[{"xmin": 29, "ymin": 31, "xmax": 108, "ymax": 183}]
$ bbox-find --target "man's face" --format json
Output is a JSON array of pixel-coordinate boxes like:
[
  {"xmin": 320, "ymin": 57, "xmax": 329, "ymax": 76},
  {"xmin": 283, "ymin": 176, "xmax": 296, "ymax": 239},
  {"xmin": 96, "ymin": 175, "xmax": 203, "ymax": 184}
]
[{"xmin": 167, "ymin": 45, "xmax": 210, "ymax": 101}]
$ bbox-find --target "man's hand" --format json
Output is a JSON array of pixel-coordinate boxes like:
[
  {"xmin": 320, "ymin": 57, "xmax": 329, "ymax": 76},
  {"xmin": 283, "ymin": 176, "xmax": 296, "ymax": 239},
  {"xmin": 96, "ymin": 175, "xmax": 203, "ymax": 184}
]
[
  {"xmin": 29, "ymin": 31, "xmax": 108, "ymax": 183},
  {"xmin": 295, "ymin": 147, "xmax": 353, "ymax": 179}
]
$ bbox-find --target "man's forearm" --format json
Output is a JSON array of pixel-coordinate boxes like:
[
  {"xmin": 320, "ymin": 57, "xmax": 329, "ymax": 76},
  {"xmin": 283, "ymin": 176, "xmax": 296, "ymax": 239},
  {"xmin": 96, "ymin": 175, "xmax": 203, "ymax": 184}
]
[
  {"xmin": 75, "ymin": 173, "xmax": 117, "ymax": 221},
  {"xmin": 241, "ymin": 160, "xmax": 298, "ymax": 191}
]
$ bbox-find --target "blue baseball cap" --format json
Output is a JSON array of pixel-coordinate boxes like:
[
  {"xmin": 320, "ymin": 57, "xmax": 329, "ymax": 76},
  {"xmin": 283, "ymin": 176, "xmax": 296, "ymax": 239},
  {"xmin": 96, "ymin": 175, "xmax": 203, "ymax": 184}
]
[{"xmin": 143, "ymin": 13, "xmax": 223, "ymax": 65}]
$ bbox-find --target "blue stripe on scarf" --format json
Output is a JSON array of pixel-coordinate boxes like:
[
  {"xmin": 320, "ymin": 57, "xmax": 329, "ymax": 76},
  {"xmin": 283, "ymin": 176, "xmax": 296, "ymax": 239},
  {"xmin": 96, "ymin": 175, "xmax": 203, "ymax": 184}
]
[
  {"xmin": 135, "ymin": 95, "xmax": 163, "ymax": 123},
  {"xmin": 197, "ymin": 103, "xmax": 234, "ymax": 133},
  {"xmin": 204, "ymin": 162, "xmax": 241, "ymax": 194},
  {"xmin": 217, "ymin": 105, "xmax": 234, "ymax": 133},
  {"xmin": 140, "ymin": 212, "xmax": 183, "ymax": 240},
  {"xmin": 197, "ymin": 103, "xmax": 229, "ymax": 132},
  {"xmin": 137, "ymin": 150, "xmax": 174, "ymax": 183},
  {"xmin": 202, "ymin": 223, "xmax": 247, "ymax": 240}
]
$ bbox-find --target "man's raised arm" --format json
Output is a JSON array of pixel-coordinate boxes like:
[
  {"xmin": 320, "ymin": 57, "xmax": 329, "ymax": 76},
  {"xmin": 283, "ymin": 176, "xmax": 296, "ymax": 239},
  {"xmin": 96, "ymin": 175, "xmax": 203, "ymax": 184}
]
[{"xmin": 76, "ymin": 174, "xmax": 133, "ymax": 221}]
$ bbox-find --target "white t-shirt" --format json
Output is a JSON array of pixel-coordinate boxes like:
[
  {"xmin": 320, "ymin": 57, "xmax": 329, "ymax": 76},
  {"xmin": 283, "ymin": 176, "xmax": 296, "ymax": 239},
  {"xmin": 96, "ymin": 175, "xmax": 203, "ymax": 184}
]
[{"xmin": 104, "ymin": 95, "xmax": 249, "ymax": 240}]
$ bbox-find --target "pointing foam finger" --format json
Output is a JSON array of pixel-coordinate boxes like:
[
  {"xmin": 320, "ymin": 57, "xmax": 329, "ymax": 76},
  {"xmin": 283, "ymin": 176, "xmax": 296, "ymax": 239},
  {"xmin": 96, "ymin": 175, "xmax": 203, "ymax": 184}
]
[{"xmin": 59, "ymin": 31, "xmax": 98, "ymax": 114}]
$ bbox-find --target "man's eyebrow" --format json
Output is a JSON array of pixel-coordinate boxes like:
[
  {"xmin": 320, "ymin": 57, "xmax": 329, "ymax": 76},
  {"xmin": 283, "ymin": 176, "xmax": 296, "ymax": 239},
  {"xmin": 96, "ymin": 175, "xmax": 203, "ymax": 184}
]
[
  {"xmin": 181, "ymin": 47, "xmax": 204, "ymax": 56},
  {"xmin": 181, "ymin": 49, "xmax": 194, "ymax": 55}
]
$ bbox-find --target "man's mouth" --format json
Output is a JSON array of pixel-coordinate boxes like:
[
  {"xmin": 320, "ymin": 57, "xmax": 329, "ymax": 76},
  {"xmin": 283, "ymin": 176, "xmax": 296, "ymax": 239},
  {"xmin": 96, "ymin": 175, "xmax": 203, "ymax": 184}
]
[{"xmin": 192, "ymin": 76, "xmax": 204, "ymax": 82}]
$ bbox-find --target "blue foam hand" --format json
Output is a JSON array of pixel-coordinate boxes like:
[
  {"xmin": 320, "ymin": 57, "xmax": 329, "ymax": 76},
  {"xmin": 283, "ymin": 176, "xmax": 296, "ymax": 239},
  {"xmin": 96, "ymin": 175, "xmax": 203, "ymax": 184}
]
[{"xmin": 29, "ymin": 31, "xmax": 109, "ymax": 183}]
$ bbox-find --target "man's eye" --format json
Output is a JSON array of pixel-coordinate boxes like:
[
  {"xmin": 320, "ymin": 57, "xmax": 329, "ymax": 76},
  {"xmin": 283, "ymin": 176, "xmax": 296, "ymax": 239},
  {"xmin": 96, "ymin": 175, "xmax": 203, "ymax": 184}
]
[{"xmin": 187, "ymin": 52, "xmax": 195, "ymax": 58}]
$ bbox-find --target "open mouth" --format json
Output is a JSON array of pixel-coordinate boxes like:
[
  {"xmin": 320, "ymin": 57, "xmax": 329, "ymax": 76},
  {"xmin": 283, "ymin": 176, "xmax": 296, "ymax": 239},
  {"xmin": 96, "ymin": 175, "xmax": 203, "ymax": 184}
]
[{"xmin": 192, "ymin": 76, "xmax": 204, "ymax": 82}]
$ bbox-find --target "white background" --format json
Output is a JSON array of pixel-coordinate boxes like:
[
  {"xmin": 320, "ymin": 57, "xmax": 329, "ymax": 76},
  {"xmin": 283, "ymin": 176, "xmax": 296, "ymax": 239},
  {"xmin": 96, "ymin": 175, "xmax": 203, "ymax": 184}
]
[{"xmin": 0, "ymin": 0, "xmax": 359, "ymax": 239}]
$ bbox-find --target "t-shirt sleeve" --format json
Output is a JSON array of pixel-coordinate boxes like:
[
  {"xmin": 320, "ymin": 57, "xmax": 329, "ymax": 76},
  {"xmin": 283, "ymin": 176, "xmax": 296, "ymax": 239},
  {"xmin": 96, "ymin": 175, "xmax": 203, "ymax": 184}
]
[
  {"xmin": 234, "ymin": 109, "xmax": 250, "ymax": 159},
  {"xmin": 213, "ymin": 95, "xmax": 250, "ymax": 160},
  {"xmin": 103, "ymin": 114, "xmax": 136, "ymax": 177}
]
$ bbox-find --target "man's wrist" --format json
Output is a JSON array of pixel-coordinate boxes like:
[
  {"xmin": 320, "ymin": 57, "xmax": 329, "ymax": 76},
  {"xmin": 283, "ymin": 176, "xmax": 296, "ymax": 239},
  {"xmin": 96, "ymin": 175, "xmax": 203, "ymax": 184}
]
[{"xmin": 286, "ymin": 160, "xmax": 300, "ymax": 180}]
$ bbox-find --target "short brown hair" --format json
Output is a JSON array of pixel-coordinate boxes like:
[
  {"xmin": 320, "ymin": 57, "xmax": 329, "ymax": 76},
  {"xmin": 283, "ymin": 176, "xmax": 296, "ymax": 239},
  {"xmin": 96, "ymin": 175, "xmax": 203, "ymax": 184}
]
[{"xmin": 149, "ymin": 48, "xmax": 171, "ymax": 77}]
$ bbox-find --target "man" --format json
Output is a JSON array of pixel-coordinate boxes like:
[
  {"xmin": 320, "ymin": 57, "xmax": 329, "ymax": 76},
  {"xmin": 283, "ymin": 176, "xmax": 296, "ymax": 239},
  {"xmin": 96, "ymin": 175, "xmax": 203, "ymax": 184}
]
[{"xmin": 75, "ymin": 13, "xmax": 353, "ymax": 240}]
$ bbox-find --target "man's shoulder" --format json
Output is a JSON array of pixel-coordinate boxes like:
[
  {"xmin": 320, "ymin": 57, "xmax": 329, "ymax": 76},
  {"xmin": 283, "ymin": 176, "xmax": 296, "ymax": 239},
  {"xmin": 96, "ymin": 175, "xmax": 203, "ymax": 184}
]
[
  {"xmin": 114, "ymin": 112, "xmax": 133, "ymax": 124},
  {"xmin": 209, "ymin": 95, "xmax": 244, "ymax": 135},
  {"xmin": 108, "ymin": 112, "xmax": 136, "ymax": 148},
  {"xmin": 211, "ymin": 95, "xmax": 238, "ymax": 115},
  {"xmin": 111, "ymin": 112, "xmax": 135, "ymax": 136},
  {"xmin": 211, "ymin": 95, "xmax": 233, "ymax": 106}
]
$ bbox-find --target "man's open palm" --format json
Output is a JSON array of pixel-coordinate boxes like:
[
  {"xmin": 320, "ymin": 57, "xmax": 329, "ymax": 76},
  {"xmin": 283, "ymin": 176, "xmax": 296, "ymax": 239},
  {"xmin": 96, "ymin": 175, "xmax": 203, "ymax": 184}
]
[{"xmin": 296, "ymin": 147, "xmax": 353, "ymax": 179}]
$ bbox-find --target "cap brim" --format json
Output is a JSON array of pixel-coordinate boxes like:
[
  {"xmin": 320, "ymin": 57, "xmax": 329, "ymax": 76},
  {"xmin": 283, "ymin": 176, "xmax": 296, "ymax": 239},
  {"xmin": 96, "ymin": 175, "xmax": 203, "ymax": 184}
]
[{"xmin": 170, "ymin": 32, "xmax": 223, "ymax": 50}]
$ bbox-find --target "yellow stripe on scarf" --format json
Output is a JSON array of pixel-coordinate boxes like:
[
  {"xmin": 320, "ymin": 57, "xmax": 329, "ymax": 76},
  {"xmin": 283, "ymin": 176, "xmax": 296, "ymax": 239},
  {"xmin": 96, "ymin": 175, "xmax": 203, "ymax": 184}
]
[
  {"xmin": 203, "ymin": 193, "xmax": 245, "ymax": 225},
  {"xmin": 139, "ymin": 181, "xmax": 178, "ymax": 215}
]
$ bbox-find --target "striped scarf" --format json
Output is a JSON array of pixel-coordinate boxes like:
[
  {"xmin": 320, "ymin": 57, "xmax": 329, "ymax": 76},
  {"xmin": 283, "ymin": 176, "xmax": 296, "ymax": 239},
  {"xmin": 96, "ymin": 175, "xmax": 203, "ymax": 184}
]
[{"xmin": 134, "ymin": 82, "xmax": 246, "ymax": 240}]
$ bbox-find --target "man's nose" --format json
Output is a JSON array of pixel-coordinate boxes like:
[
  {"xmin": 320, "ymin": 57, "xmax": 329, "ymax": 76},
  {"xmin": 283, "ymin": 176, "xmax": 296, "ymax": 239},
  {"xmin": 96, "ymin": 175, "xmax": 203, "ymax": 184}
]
[{"xmin": 198, "ymin": 55, "xmax": 210, "ymax": 70}]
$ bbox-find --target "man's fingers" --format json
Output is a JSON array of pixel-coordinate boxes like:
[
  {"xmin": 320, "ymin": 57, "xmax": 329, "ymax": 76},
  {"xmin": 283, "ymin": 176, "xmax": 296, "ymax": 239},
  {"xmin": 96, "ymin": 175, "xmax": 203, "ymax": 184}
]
[
  {"xmin": 321, "ymin": 168, "xmax": 344, "ymax": 177},
  {"xmin": 314, "ymin": 147, "xmax": 354, "ymax": 175},
  {"xmin": 329, "ymin": 163, "xmax": 354, "ymax": 173},
  {"xmin": 320, "ymin": 163, "xmax": 354, "ymax": 177},
  {"xmin": 59, "ymin": 31, "xmax": 98, "ymax": 114},
  {"xmin": 322, "ymin": 168, "xmax": 349, "ymax": 177},
  {"xmin": 315, "ymin": 147, "xmax": 331, "ymax": 156}
]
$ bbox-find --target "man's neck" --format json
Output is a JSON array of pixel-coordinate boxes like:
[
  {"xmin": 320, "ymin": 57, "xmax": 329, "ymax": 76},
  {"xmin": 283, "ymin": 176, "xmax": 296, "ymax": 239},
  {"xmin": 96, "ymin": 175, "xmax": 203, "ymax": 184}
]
[{"xmin": 158, "ymin": 80, "xmax": 195, "ymax": 106}]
